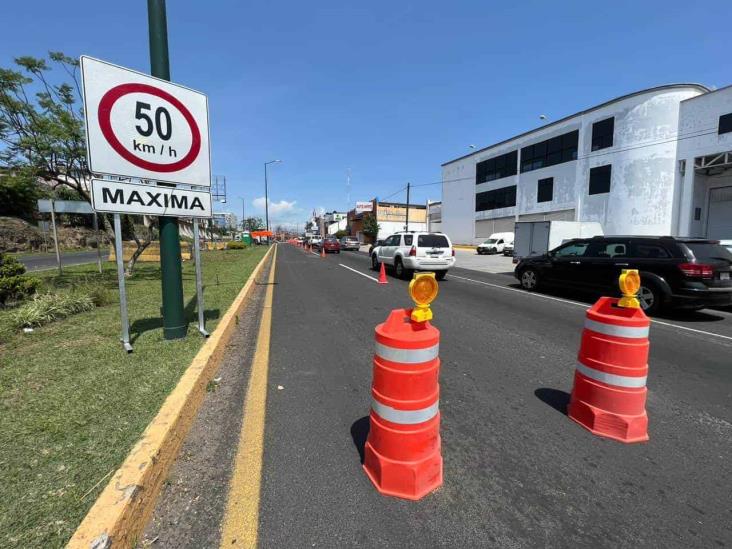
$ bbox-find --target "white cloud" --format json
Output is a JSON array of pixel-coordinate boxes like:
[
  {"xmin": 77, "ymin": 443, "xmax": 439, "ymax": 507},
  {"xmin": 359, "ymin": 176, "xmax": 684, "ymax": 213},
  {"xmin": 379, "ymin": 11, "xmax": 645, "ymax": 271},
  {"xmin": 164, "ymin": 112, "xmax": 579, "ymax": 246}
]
[{"xmin": 252, "ymin": 197, "xmax": 297, "ymax": 215}]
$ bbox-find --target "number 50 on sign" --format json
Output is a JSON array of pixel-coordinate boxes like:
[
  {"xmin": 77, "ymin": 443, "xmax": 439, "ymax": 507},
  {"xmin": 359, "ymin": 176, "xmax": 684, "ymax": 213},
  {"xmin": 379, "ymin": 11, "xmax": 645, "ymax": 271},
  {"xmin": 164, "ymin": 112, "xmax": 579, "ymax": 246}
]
[{"xmin": 81, "ymin": 56, "xmax": 211, "ymax": 188}]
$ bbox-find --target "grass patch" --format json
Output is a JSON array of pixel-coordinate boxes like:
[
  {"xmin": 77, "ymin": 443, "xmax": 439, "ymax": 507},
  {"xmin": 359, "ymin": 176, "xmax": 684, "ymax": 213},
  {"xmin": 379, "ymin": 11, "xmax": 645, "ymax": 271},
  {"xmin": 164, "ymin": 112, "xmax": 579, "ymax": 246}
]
[{"xmin": 0, "ymin": 247, "xmax": 268, "ymax": 548}]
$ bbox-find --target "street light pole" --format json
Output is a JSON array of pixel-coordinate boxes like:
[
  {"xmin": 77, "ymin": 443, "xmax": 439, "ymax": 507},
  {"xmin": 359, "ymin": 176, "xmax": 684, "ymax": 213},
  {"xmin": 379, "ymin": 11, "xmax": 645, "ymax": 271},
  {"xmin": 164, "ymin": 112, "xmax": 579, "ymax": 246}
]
[{"xmin": 264, "ymin": 159, "xmax": 281, "ymax": 243}]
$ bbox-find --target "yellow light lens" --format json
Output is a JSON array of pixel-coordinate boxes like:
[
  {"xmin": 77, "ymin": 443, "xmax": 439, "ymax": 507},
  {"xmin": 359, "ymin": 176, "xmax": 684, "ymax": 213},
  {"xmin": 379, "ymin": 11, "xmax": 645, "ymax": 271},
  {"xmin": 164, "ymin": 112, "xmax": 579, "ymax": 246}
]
[
  {"xmin": 619, "ymin": 269, "xmax": 640, "ymax": 296},
  {"xmin": 409, "ymin": 273, "xmax": 438, "ymax": 306}
]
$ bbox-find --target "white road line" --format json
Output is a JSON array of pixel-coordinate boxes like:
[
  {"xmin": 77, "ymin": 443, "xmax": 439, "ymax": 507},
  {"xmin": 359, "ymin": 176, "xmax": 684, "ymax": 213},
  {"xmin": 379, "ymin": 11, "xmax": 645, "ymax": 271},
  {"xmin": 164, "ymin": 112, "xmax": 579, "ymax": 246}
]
[
  {"xmin": 449, "ymin": 273, "xmax": 732, "ymax": 343},
  {"xmin": 338, "ymin": 263, "xmax": 379, "ymax": 283}
]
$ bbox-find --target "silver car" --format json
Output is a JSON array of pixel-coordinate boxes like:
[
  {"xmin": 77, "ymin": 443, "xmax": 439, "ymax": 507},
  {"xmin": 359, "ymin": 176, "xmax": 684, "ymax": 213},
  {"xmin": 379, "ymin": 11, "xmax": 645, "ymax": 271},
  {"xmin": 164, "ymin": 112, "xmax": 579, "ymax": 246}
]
[{"xmin": 339, "ymin": 236, "xmax": 360, "ymax": 251}]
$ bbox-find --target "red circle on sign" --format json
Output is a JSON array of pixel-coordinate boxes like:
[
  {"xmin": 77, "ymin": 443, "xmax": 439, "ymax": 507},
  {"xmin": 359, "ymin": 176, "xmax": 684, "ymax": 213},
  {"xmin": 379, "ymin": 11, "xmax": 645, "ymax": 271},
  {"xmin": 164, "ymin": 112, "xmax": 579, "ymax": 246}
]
[{"xmin": 97, "ymin": 83, "xmax": 201, "ymax": 173}]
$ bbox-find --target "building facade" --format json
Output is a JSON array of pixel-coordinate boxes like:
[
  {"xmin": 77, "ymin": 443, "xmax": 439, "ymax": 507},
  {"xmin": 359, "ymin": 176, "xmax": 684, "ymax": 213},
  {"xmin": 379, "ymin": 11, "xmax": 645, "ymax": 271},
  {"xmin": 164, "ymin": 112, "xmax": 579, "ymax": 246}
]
[
  {"xmin": 211, "ymin": 212, "xmax": 238, "ymax": 231},
  {"xmin": 441, "ymin": 84, "xmax": 724, "ymax": 244},
  {"xmin": 346, "ymin": 199, "xmax": 427, "ymax": 242}
]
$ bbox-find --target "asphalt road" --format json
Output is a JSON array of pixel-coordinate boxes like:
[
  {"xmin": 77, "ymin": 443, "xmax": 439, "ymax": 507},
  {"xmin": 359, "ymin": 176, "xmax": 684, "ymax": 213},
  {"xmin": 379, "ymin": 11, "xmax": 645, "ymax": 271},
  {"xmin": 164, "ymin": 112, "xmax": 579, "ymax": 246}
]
[
  {"xmin": 16, "ymin": 250, "xmax": 103, "ymax": 271},
  {"xmin": 147, "ymin": 244, "xmax": 732, "ymax": 548}
]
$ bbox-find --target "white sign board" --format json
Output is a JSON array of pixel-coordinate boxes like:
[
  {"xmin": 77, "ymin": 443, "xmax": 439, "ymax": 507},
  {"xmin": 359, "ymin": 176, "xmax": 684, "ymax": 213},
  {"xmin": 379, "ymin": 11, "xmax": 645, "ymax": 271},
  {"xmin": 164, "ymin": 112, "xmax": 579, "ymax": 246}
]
[
  {"xmin": 37, "ymin": 199, "xmax": 95, "ymax": 214},
  {"xmin": 355, "ymin": 201, "xmax": 373, "ymax": 213},
  {"xmin": 81, "ymin": 56, "xmax": 211, "ymax": 188},
  {"xmin": 91, "ymin": 179, "xmax": 212, "ymax": 218}
]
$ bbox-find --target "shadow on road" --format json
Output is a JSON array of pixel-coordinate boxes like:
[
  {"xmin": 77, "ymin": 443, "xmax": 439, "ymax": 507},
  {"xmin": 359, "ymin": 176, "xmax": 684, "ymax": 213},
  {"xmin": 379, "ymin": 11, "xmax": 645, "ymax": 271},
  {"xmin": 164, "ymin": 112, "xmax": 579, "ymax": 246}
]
[
  {"xmin": 350, "ymin": 416, "xmax": 370, "ymax": 464},
  {"xmin": 534, "ymin": 388, "xmax": 570, "ymax": 416}
]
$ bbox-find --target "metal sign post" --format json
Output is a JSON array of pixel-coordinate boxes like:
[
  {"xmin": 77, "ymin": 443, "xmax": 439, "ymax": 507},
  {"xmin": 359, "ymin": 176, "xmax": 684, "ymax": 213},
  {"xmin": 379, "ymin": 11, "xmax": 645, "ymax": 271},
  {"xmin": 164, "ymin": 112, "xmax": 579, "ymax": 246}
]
[
  {"xmin": 192, "ymin": 219, "xmax": 209, "ymax": 337},
  {"xmin": 113, "ymin": 213, "xmax": 133, "ymax": 353},
  {"xmin": 49, "ymin": 199, "xmax": 62, "ymax": 275},
  {"xmin": 93, "ymin": 212, "xmax": 103, "ymax": 274}
]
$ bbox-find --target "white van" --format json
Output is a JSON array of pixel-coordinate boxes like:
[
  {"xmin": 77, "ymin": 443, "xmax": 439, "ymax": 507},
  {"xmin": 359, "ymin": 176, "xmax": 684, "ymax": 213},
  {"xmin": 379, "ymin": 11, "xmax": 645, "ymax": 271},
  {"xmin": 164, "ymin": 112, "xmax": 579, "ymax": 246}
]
[{"xmin": 477, "ymin": 232, "xmax": 514, "ymax": 255}]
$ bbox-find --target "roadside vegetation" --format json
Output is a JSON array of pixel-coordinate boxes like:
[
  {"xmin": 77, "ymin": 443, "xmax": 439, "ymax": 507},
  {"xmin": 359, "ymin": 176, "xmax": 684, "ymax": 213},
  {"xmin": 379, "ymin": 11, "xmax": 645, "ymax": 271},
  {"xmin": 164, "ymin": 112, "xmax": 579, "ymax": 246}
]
[{"xmin": 0, "ymin": 246, "xmax": 267, "ymax": 548}]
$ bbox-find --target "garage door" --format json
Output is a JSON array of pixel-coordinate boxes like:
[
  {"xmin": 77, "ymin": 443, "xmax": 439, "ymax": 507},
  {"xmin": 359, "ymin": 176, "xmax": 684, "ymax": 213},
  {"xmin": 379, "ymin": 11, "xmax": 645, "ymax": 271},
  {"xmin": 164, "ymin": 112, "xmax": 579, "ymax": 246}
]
[
  {"xmin": 475, "ymin": 216, "xmax": 515, "ymax": 238},
  {"xmin": 707, "ymin": 186, "xmax": 732, "ymax": 240},
  {"xmin": 518, "ymin": 209, "xmax": 575, "ymax": 222}
]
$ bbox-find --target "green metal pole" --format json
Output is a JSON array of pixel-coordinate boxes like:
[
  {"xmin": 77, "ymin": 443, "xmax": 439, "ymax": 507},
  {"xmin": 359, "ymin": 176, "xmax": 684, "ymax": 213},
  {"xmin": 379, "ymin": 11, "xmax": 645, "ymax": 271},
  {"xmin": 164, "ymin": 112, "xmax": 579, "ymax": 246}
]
[{"xmin": 148, "ymin": 0, "xmax": 187, "ymax": 339}]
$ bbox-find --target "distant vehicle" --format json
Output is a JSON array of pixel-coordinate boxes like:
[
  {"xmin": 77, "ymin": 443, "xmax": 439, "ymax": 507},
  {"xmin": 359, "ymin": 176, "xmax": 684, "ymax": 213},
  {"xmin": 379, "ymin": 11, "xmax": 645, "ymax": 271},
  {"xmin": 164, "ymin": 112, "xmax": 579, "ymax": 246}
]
[
  {"xmin": 371, "ymin": 232, "xmax": 455, "ymax": 280},
  {"xmin": 514, "ymin": 236, "xmax": 732, "ymax": 314},
  {"xmin": 310, "ymin": 237, "xmax": 323, "ymax": 248},
  {"xmin": 322, "ymin": 238, "xmax": 341, "ymax": 254},
  {"xmin": 368, "ymin": 239, "xmax": 385, "ymax": 255},
  {"xmin": 503, "ymin": 241, "xmax": 514, "ymax": 256},
  {"xmin": 477, "ymin": 232, "xmax": 513, "ymax": 255},
  {"xmin": 339, "ymin": 236, "xmax": 360, "ymax": 251},
  {"xmin": 513, "ymin": 221, "xmax": 603, "ymax": 263}
]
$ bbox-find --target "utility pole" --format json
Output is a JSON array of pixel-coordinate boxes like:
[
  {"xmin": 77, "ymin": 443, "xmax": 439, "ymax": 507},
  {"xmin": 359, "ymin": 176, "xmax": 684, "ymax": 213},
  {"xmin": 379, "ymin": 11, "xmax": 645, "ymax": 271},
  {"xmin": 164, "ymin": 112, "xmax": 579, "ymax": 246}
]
[
  {"xmin": 148, "ymin": 0, "xmax": 186, "ymax": 340},
  {"xmin": 346, "ymin": 168, "xmax": 351, "ymax": 211},
  {"xmin": 405, "ymin": 182, "xmax": 411, "ymax": 232}
]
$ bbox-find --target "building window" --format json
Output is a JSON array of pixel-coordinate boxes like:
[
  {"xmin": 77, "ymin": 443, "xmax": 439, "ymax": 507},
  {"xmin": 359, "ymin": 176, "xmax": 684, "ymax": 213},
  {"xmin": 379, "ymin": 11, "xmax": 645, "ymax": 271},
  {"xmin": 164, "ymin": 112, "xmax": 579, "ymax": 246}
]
[
  {"xmin": 520, "ymin": 130, "xmax": 578, "ymax": 173},
  {"xmin": 589, "ymin": 165, "xmax": 611, "ymax": 195},
  {"xmin": 719, "ymin": 113, "xmax": 732, "ymax": 135},
  {"xmin": 591, "ymin": 117, "xmax": 614, "ymax": 151},
  {"xmin": 537, "ymin": 177, "xmax": 553, "ymax": 203},
  {"xmin": 475, "ymin": 150, "xmax": 518, "ymax": 184},
  {"xmin": 475, "ymin": 185, "xmax": 517, "ymax": 212},
  {"xmin": 694, "ymin": 207, "xmax": 702, "ymax": 221}
]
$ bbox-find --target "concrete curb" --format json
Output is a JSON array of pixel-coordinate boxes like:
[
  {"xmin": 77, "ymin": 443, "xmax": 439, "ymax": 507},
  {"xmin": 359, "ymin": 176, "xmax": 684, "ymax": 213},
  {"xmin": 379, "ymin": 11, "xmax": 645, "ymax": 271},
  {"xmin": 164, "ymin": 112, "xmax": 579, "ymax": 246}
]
[
  {"xmin": 453, "ymin": 244, "xmax": 477, "ymax": 250},
  {"xmin": 67, "ymin": 245, "xmax": 276, "ymax": 549}
]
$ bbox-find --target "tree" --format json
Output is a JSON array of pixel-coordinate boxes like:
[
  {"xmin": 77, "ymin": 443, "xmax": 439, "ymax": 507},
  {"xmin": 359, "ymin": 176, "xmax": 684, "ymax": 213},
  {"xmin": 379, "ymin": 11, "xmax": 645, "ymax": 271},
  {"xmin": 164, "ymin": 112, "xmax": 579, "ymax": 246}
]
[
  {"xmin": 362, "ymin": 213, "xmax": 380, "ymax": 238},
  {"xmin": 0, "ymin": 52, "xmax": 152, "ymax": 274},
  {"xmin": 242, "ymin": 216, "xmax": 264, "ymax": 231},
  {"xmin": 0, "ymin": 170, "xmax": 43, "ymax": 220},
  {"xmin": 334, "ymin": 229, "xmax": 348, "ymax": 238}
]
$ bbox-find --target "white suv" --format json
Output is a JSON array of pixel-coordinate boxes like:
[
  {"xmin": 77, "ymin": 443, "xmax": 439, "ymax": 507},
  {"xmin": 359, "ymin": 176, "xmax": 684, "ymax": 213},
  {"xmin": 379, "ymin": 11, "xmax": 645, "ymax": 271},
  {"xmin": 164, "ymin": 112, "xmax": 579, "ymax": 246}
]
[{"xmin": 371, "ymin": 232, "xmax": 455, "ymax": 280}]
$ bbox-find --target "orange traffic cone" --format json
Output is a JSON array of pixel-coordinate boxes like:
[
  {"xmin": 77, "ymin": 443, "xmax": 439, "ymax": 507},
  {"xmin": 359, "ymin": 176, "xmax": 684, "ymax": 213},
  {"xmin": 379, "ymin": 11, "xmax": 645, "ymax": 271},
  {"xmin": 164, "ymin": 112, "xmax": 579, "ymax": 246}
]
[
  {"xmin": 378, "ymin": 261, "xmax": 388, "ymax": 284},
  {"xmin": 321, "ymin": 246, "xmax": 325, "ymax": 258}
]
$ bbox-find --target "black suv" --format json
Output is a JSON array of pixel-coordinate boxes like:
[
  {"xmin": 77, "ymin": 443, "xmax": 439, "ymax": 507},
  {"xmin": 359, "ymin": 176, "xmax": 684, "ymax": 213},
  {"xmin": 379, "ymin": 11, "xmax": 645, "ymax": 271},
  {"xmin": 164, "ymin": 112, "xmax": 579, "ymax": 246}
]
[{"xmin": 514, "ymin": 236, "xmax": 732, "ymax": 313}]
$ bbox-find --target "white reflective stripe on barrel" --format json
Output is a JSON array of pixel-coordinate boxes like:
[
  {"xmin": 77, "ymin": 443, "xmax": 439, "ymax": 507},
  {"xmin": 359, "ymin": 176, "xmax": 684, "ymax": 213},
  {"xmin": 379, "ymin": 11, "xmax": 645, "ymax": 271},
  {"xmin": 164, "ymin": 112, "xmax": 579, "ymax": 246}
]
[
  {"xmin": 374, "ymin": 341, "xmax": 439, "ymax": 364},
  {"xmin": 576, "ymin": 362, "xmax": 647, "ymax": 388},
  {"xmin": 584, "ymin": 318, "xmax": 649, "ymax": 339},
  {"xmin": 371, "ymin": 398, "xmax": 439, "ymax": 424}
]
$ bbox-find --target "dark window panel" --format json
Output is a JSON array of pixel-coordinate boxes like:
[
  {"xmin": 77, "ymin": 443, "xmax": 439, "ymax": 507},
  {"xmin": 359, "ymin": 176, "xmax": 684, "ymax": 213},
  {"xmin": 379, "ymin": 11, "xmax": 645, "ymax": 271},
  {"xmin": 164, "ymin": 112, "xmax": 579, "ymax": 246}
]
[
  {"xmin": 591, "ymin": 117, "xmax": 614, "ymax": 151},
  {"xmin": 537, "ymin": 177, "xmax": 553, "ymax": 202},
  {"xmin": 719, "ymin": 113, "xmax": 732, "ymax": 135},
  {"xmin": 589, "ymin": 164, "xmax": 612, "ymax": 195},
  {"xmin": 520, "ymin": 129, "xmax": 579, "ymax": 173},
  {"xmin": 475, "ymin": 185, "xmax": 517, "ymax": 212},
  {"xmin": 475, "ymin": 150, "xmax": 518, "ymax": 184}
]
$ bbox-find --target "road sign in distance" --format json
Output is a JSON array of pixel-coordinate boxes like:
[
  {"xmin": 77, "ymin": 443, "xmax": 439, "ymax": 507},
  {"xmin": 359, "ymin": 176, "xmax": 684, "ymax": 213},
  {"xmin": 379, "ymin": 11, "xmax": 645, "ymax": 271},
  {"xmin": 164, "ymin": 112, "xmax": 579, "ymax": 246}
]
[
  {"xmin": 81, "ymin": 56, "xmax": 211, "ymax": 188},
  {"xmin": 37, "ymin": 199, "xmax": 95, "ymax": 214},
  {"xmin": 91, "ymin": 179, "xmax": 212, "ymax": 218}
]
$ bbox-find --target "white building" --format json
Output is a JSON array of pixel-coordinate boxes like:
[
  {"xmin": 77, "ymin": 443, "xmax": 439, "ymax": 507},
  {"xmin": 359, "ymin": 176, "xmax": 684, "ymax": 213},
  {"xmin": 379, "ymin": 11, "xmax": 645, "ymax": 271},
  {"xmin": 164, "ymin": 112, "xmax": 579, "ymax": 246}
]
[
  {"xmin": 675, "ymin": 85, "xmax": 732, "ymax": 240},
  {"xmin": 212, "ymin": 212, "xmax": 238, "ymax": 230},
  {"xmin": 441, "ymin": 83, "xmax": 732, "ymax": 245}
]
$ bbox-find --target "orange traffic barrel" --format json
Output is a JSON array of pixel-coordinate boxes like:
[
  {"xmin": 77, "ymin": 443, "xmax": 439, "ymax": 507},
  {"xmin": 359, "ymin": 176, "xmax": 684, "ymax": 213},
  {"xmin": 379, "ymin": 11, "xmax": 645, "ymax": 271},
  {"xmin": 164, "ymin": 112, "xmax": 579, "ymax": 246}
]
[
  {"xmin": 363, "ymin": 308, "xmax": 442, "ymax": 500},
  {"xmin": 568, "ymin": 296, "xmax": 650, "ymax": 443}
]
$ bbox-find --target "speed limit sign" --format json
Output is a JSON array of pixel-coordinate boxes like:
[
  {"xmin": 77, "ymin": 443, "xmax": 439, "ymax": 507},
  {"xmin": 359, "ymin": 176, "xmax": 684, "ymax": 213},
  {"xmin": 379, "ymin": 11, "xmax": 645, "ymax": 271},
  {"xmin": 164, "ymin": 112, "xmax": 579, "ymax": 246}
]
[{"xmin": 81, "ymin": 56, "xmax": 211, "ymax": 188}]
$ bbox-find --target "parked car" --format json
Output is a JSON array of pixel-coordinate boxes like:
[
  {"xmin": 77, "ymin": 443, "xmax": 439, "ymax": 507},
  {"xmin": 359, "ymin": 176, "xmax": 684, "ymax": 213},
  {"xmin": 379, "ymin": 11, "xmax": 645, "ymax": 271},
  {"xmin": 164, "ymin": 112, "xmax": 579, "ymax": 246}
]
[
  {"xmin": 368, "ymin": 239, "xmax": 385, "ymax": 255},
  {"xmin": 503, "ymin": 242, "xmax": 514, "ymax": 256},
  {"xmin": 371, "ymin": 232, "xmax": 455, "ymax": 280},
  {"xmin": 322, "ymin": 238, "xmax": 341, "ymax": 253},
  {"xmin": 721, "ymin": 240, "xmax": 732, "ymax": 254},
  {"xmin": 339, "ymin": 236, "xmax": 360, "ymax": 251},
  {"xmin": 310, "ymin": 237, "xmax": 323, "ymax": 249},
  {"xmin": 477, "ymin": 232, "xmax": 514, "ymax": 255},
  {"xmin": 514, "ymin": 236, "xmax": 732, "ymax": 314}
]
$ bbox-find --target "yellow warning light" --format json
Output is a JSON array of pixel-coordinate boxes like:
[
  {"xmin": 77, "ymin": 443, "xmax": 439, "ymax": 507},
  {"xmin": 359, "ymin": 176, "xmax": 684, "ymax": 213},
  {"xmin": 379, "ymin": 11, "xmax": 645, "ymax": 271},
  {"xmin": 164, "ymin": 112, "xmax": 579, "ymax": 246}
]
[
  {"xmin": 618, "ymin": 269, "xmax": 641, "ymax": 309},
  {"xmin": 409, "ymin": 272, "xmax": 439, "ymax": 322}
]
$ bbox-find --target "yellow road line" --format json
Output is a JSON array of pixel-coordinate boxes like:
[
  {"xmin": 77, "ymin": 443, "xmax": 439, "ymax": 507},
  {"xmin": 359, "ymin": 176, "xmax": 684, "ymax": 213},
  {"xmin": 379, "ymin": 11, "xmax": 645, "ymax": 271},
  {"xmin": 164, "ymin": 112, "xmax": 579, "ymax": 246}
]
[{"xmin": 220, "ymin": 245, "xmax": 277, "ymax": 548}]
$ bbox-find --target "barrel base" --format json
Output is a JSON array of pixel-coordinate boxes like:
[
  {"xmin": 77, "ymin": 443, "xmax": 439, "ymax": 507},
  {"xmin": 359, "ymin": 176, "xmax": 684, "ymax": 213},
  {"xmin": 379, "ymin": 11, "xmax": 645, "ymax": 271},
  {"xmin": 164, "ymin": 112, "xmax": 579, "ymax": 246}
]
[
  {"xmin": 363, "ymin": 441, "xmax": 443, "ymax": 500},
  {"xmin": 568, "ymin": 398, "xmax": 649, "ymax": 443}
]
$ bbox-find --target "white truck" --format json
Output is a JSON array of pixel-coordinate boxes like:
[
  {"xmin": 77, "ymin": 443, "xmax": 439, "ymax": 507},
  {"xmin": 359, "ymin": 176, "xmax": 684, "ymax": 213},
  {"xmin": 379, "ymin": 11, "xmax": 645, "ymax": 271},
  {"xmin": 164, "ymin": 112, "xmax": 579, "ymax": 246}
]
[
  {"xmin": 476, "ymin": 232, "xmax": 514, "ymax": 255},
  {"xmin": 512, "ymin": 221, "xmax": 603, "ymax": 263}
]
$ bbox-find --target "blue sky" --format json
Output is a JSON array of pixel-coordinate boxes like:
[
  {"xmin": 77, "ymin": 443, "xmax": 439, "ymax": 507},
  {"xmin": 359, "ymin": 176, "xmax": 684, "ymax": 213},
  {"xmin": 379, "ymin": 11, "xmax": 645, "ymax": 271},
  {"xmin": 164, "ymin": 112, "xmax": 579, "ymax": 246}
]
[{"xmin": 3, "ymin": 0, "xmax": 731, "ymax": 228}]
